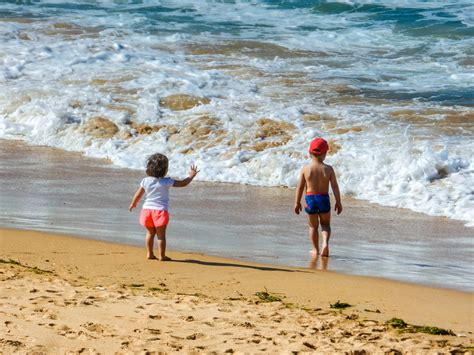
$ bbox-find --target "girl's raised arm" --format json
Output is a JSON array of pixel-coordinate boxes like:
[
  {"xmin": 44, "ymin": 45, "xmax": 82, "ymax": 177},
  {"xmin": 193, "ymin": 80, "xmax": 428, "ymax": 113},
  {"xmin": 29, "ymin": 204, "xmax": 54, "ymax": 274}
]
[{"xmin": 173, "ymin": 165, "xmax": 199, "ymax": 187}]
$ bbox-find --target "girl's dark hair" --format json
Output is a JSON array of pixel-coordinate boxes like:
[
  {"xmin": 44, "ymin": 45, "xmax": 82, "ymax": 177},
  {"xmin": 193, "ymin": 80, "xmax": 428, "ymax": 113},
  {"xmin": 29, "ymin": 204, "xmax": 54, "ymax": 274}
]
[{"xmin": 146, "ymin": 153, "xmax": 169, "ymax": 178}]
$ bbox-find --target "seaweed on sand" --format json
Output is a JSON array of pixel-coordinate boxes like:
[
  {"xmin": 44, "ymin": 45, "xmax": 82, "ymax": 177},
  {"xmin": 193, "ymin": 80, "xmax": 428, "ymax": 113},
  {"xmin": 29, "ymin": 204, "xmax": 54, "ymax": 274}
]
[
  {"xmin": 255, "ymin": 288, "xmax": 282, "ymax": 303},
  {"xmin": 386, "ymin": 318, "xmax": 455, "ymax": 336}
]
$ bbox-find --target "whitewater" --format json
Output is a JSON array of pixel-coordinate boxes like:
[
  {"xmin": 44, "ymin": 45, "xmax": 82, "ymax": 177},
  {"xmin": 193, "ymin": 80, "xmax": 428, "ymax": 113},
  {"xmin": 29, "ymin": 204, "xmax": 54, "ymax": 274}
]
[{"xmin": 0, "ymin": 0, "xmax": 473, "ymax": 225}]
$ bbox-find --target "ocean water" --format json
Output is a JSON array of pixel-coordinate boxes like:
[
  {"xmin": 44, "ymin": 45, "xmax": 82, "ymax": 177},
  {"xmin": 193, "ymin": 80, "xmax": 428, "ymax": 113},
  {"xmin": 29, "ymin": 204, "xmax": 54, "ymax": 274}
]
[{"xmin": 0, "ymin": 0, "xmax": 473, "ymax": 225}]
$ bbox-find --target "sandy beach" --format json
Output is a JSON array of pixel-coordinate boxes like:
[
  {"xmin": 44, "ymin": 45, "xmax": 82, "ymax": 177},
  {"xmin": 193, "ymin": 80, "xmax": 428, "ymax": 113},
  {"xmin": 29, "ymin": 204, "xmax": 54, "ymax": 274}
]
[
  {"xmin": 1, "ymin": 228, "xmax": 473, "ymax": 353},
  {"xmin": 2, "ymin": 1, "xmax": 474, "ymax": 352}
]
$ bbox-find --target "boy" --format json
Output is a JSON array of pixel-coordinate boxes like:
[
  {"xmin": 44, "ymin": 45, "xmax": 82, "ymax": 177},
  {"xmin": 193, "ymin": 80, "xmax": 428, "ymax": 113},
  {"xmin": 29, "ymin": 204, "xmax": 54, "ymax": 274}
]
[{"xmin": 294, "ymin": 137, "xmax": 342, "ymax": 257}]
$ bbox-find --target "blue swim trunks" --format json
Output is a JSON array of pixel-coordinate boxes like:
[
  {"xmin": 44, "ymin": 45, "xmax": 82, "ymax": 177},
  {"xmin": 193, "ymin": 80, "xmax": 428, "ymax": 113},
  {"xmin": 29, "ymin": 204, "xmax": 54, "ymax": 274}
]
[{"xmin": 304, "ymin": 193, "xmax": 330, "ymax": 214}]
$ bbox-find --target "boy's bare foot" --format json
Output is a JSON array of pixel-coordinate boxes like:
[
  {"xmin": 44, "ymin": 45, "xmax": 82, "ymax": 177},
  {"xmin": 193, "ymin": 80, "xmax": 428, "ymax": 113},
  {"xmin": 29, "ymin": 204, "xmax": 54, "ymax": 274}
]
[
  {"xmin": 319, "ymin": 255, "xmax": 329, "ymax": 270},
  {"xmin": 147, "ymin": 255, "xmax": 157, "ymax": 260},
  {"xmin": 320, "ymin": 245, "xmax": 329, "ymax": 257},
  {"xmin": 309, "ymin": 249, "xmax": 319, "ymax": 259},
  {"xmin": 159, "ymin": 256, "xmax": 172, "ymax": 261}
]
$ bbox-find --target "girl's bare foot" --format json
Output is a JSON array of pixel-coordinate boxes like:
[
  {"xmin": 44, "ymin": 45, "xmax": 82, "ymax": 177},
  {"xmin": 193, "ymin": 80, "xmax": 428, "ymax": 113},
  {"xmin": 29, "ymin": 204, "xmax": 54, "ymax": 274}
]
[
  {"xmin": 320, "ymin": 245, "xmax": 329, "ymax": 257},
  {"xmin": 159, "ymin": 256, "xmax": 172, "ymax": 261},
  {"xmin": 147, "ymin": 255, "xmax": 157, "ymax": 260}
]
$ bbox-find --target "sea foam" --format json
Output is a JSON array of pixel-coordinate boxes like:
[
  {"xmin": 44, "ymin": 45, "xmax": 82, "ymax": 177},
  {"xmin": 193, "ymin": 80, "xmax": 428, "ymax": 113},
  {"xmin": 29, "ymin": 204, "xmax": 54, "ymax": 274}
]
[{"xmin": 0, "ymin": 0, "xmax": 473, "ymax": 226}]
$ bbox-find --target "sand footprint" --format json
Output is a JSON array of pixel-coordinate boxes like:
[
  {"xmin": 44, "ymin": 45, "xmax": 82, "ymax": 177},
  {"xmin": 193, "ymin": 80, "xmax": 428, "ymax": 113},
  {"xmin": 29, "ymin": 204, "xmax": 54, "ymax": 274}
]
[
  {"xmin": 56, "ymin": 325, "xmax": 78, "ymax": 339},
  {"xmin": 185, "ymin": 332, "xmax": 205, "ymax": 340},
  {"xmin": 80, "ymin": 322, "xmax": 116, "ymax": 337},
  {"xmin": 0, "ymin": 338, "xmax": 24, "ymax": 350}
]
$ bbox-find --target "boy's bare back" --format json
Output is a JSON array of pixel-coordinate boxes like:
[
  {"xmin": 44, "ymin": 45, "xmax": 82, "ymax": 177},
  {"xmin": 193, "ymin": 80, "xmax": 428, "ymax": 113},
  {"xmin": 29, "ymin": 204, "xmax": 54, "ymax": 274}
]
[
  {"xmin": 302, "ymin": 161, "xmax": 334, "ymax": 194},
  {"xmin": 294, "ymin": 137, "xmax": 342, "ymax": 217}
]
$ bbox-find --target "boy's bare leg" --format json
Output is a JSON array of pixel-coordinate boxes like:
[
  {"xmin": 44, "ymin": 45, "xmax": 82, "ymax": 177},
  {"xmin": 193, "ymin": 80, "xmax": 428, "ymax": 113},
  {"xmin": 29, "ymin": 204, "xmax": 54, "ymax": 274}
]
[
  {"xmin": 145, "ymin": 227, "xmax": 157, "ymax": 259},
  {"xmin": 306, "ymin": 214, "xmax": 320, "ymax": 258},
  {"xmin": 319, "ymin": 212, "xmax": 331, "ymax": 257},
  {"xmin": 156, "ymin": 225, "xmax": 171, "ymax": 261}
]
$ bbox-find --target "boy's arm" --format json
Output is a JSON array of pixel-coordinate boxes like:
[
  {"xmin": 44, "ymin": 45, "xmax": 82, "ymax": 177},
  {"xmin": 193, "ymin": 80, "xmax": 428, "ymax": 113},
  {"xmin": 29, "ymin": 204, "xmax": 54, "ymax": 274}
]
[
  {"xmin": 294, "ymin": 168, "xmax": 306, "ymax": 215},
  {"xmin": 173, "ymin": 165, "xmax": 199, "ymax": 187},
  {"xmin": 129, "ymin": 187, "xmax": 145, "ymax": 212},
  {"xmin": 329, "ymin": 167, "xmax": 342, "ymax": 215}
]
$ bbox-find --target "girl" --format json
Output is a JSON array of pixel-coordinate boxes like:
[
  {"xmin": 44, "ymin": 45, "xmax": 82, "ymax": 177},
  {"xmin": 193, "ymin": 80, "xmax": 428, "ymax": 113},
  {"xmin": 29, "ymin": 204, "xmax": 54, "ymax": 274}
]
[{"xmin": 129, "ymin": 153, "xmax": 199, "ymax": 260}]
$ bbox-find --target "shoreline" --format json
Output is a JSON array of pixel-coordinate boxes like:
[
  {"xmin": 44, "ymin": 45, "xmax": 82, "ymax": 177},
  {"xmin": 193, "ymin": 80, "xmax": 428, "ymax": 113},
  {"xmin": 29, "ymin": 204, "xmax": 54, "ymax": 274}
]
[
  {"xmin": 1, "ymin": 139, "xmax": 473, "ymax": 292},
  {"xmin": 1, "ymin": 228, "xmax": 472, "ymax": 353},
  {"xmin": 1, "ymin": 226, "xmax": 467, "ymax": 295}
]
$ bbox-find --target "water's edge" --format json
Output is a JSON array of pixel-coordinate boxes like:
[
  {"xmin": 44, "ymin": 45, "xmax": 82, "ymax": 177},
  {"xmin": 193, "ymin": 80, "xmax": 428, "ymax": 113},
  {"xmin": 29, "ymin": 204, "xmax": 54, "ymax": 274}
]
[{"xmin": 1, "ymin": 140, "xmax": 472, "ymax": 291}]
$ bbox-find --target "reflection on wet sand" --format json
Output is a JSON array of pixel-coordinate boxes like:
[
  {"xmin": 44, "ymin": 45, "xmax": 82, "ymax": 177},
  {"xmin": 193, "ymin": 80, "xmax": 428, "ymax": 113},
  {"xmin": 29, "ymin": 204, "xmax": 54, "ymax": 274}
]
[{"xmin": 309, "ymin": 255, "xmax": 329, "ymax": 271}]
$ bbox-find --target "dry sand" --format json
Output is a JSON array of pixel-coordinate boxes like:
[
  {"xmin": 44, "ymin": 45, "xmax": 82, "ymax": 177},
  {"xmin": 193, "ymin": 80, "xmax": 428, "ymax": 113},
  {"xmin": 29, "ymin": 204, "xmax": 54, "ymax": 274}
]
[{"xmin": 1, "ymin": 228, "xmax": 472, "ymax": 353}]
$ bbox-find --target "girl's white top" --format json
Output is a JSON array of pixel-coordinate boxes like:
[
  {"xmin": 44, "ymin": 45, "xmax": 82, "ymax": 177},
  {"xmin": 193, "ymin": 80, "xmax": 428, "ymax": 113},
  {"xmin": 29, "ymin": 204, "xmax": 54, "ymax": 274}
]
[{"xmin": 140, "ymin": 176, "xmax": 175, "ymax": 211}]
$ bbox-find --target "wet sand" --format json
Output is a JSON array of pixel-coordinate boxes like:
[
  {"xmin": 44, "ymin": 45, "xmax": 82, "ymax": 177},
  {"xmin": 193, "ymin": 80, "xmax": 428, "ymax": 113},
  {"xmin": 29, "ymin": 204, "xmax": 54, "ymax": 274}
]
[
  {"xmin": 0, "ymin": 139, "xmax": 472, "ymax": 290},
  {"xmin": 1, "ymin": 228, "xmax": 473, "ymax": 353}
]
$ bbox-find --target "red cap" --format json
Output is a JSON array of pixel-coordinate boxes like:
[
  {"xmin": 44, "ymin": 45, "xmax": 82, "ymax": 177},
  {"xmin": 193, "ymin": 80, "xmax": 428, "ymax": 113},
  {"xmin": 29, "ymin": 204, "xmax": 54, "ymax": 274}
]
[{"xmin": 309, "ymin": 137, "xmax": 329, "ymax": 155}]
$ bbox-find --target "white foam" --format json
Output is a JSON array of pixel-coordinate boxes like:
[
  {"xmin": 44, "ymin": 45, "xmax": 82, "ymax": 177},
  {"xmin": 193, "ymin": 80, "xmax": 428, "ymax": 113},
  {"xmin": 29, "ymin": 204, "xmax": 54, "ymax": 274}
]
[{"xmin": 0, "ymin": 1, "xmax": 473, "ymax": 226}]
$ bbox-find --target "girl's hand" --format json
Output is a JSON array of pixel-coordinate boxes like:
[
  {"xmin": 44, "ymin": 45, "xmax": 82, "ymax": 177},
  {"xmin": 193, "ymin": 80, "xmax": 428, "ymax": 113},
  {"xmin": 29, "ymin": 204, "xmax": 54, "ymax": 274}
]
[
  {"xmin": 189, "ymin": 164, "xmax": 200, "ymax": 178},
  {"xmin": 129, "ymin": 203, "xmax": 136, "ymax": 212}
]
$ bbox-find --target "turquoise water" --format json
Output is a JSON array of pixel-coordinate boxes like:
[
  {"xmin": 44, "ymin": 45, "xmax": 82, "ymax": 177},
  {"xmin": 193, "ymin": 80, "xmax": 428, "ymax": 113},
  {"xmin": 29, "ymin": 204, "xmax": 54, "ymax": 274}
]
[
  {"xmin": 0, "ymin": 1, "xmax": 473, "ymax": 225},
  {"xmin": 2, "ymin": 1, "xmax": 472, "ymax": 102}
]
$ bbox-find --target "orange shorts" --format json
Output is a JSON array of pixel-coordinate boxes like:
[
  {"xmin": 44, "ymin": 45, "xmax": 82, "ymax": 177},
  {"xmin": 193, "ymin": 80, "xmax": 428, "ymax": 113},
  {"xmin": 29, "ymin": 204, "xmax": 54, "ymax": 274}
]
[{"xmin": 139, "ymin": 209, "xmax": 169, "ymax": 228}]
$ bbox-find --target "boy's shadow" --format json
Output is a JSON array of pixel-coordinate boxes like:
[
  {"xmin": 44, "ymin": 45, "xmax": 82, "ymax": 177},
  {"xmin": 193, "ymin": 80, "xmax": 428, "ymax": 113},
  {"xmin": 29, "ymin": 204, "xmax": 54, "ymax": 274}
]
[{"xmin": 174, "ymin": 259, "xmax": 307, "ymax": 273}]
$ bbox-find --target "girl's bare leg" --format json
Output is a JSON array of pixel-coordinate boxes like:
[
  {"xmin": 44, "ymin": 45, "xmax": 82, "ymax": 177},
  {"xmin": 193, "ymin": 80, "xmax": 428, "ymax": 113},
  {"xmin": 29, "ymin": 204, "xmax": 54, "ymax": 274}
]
[
  {"xmin": 319, "ymin": 212, "xmax": 331, "ymax": 257},
  {"xmin": 306, "ymin": 214, "xmax": 319, "ymax": 258},
  {"xmin": 156, "ymin": 225, "xmax": 171, "ymax": 261},
  {"xmin": 145, "ymin": 227, "xmax": 157, "ymax": 259}
]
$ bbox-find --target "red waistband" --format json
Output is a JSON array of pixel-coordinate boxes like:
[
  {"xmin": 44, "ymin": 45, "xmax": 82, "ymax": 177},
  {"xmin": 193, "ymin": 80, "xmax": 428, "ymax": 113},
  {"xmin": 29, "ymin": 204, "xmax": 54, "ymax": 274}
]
[{"xmin": 306, "ymin": 191, "xmax": 328, "ymax": 196}]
